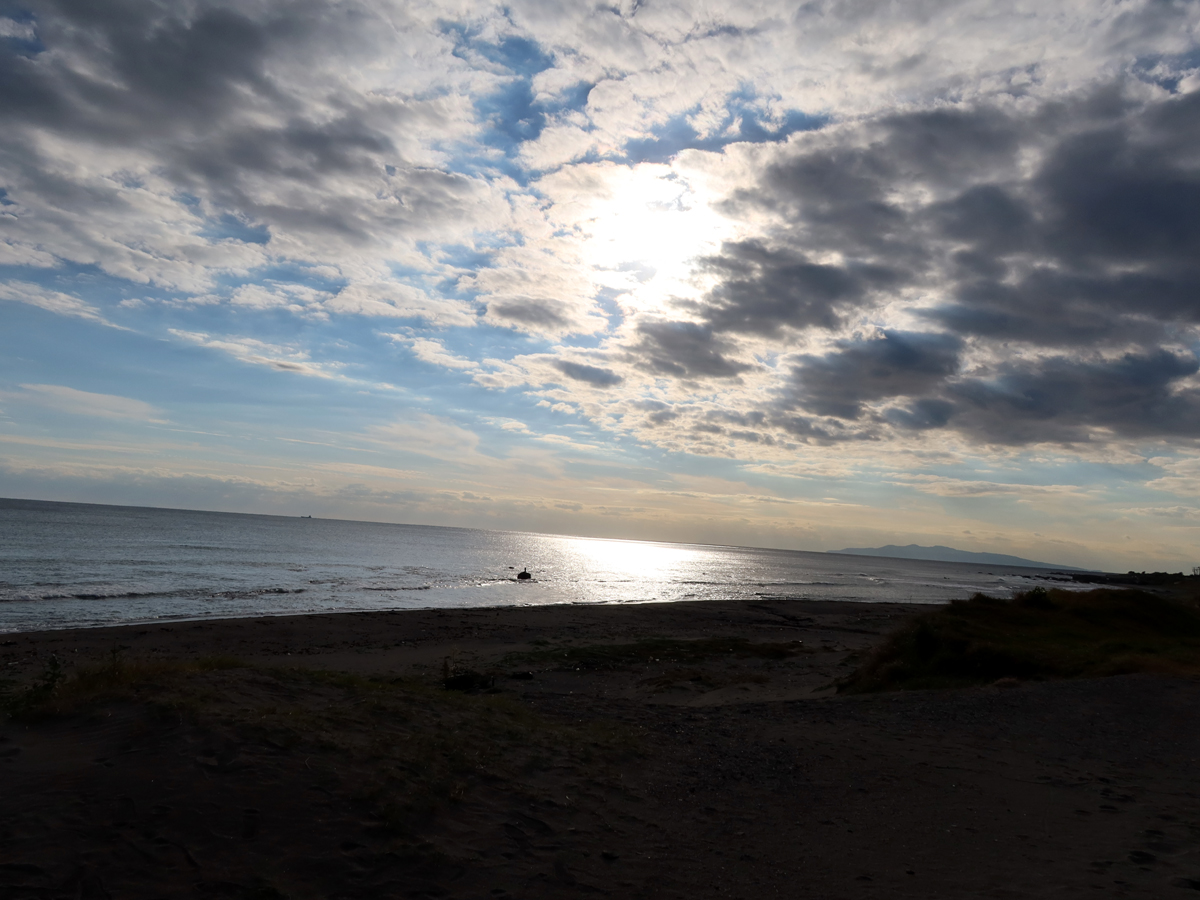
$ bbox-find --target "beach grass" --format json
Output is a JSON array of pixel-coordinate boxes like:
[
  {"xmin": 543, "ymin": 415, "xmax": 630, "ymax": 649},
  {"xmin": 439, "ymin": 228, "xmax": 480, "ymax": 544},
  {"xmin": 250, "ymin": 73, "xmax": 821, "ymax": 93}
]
[
  {"xmin": 1, "ymin": 651, "xmax": 636, "ymax": 835},
  {"xmin": 504, "ymin": 636, "xmax": 807, "ymax": 672},
  {"xmin": 839, "ymin": 586, "xmax": 1200, "ymax": 693},
  {"xmin": 0, "ymin": 648, "xmax": 245, "ymax": 719}
]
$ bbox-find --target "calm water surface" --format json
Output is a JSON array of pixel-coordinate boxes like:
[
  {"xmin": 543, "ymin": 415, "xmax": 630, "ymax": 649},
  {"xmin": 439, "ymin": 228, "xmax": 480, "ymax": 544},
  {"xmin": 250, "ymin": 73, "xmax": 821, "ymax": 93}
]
[{"xmin": 0, "ymin": 498, "xmax": 1080, "ymax": 633}]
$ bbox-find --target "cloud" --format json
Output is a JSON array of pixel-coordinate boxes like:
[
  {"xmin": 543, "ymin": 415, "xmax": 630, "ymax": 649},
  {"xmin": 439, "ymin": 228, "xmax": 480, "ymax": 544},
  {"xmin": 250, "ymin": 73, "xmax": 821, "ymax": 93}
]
[
  {"xmin": 948, "ymin": 350, "xmax": 1200, "ymax": 444},
  {"xmin": 4, "ymin": 0, "xmax": 1200, "ymax": 564},
  {"xmin": 470, "ymin": 258, "xmax": 609, "ymax": 338},
  {"xmin": 229, "ymin": 282, "xmax": 331, "ymax": 315},
  {"xmin": 888, "ymin": 474, "xmax": 1088, "ymax": 499},
  {"xmin": 168, "ymin": 329, "xmax": 340, "ymax": 378},
  {"xmin": 785, "ymin": 331, "xmax": 963, "ymax": 422},
  {"xmin": 395, "ymin": 337, "xmax": 480, "ymax": 371},
  {"xmin": 627, "ymin": 320, "xmax": 752, "ymax": 380},
  {"xmin": 326, "ymin": 282, "xmax": 476, "ymax": 327},
  {"xmin": 0, "ymin": 281, "xmax": 123, "ymax": 327},
  {"xmin": 369, "ymin": 413, "xmax": 481, "ymax": 460},
  {"xmin": 0, "ymin": 17, "xmax": 36, "ymax": 41},
  {"xmin": 552, "ymin": 359, "xmax": 623, "ymax": 387},
  {"xmin": 1145, "ymin": 456, "xmax": 1200, "ymax": 497},
  {"xmin": 0, "ymin": 0, "xmax": 507, "ymax": 290},
  {"xmin": 9, "ymin": 384, "xmax": 165, "ymax": 422},
  {"xmin": 1119, "ymin": 506, "xmax": 1200, "ymax": 523},
  {"xmin": 688, "ymin": 240, "xmax": 900, "ymax": 336},
  {"xmin": 580, "ymin": 81, "xmax": 1200, "ymax": 450}
]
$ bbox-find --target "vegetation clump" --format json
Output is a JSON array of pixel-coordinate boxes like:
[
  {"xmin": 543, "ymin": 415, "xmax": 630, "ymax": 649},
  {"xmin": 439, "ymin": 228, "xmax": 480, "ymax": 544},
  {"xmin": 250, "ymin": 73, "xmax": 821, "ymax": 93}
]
[
  {"xmin": 507, "ymin": 636, "xmax": 806, "ymax": 671},
  {"xmin": 1, "ymin": 647, "xmax": 246, "ymax": 720},
  {"xmin": 442, "ymin": 658, "xmax": 496, "ymax": 692},
  {"xmin": 838, "ymin": 587, "xmax": 1200, "ymax": 693},
  {"xmin": 1, "ymin": 649, "xmax": 635, "ymax": 835}
]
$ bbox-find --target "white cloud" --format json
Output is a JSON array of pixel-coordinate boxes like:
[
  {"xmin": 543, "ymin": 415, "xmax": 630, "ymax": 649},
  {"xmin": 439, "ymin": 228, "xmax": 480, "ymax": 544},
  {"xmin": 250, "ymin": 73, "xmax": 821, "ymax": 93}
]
[
  {"xmin": 9, "ymin": 384, "xmax": 165, "ymax": 422},
  {"xmin": 230, "ymin": 283, "xmax": 332, "ymax": 314},
  {"xmin": 887, "ymin": 474, "xmax": 1090, "ymax": 499},
  {"xmin": 168, "ymin": 329, "xmax": 341, "ymax": 379},
  {"xmin": 369, "ymin": 413, "xmax": 482, "ymax": 459},
  {"xmin": 0, "ymin": 17, "xmax": 36, "ymax": 40},
  {"xmin": 405, "ymin": 338, "xmax": 480, "ymax": 371},
  {"xmin": 1119, "ymin": 506, "xmax": 1200, "ymax": 524},
  {"xmin": 328, "ymin": 282, "xmax": 476, "ymax": 326},
  {"xmin": 0, "ymin": 282, "xmax": 124, "ymax": 328}
]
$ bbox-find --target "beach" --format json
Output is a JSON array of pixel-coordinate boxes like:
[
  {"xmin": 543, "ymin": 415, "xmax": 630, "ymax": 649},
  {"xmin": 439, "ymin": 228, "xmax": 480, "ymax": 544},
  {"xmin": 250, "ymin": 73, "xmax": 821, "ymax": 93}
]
[{"xmin": 3, "ymin": 596, "xmax": 1200, "ymax": 898}]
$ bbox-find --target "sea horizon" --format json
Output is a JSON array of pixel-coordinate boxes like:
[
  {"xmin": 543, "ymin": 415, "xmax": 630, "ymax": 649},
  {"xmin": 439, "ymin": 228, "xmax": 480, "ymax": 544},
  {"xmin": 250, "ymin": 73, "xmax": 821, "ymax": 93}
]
[
  {"xmin": 0, "ymin": 494, "xmax": 1088, "ymax": 571},
  {"xmin": 1, "ymin": 497, "xmax": 1090, "ymax": 634}
]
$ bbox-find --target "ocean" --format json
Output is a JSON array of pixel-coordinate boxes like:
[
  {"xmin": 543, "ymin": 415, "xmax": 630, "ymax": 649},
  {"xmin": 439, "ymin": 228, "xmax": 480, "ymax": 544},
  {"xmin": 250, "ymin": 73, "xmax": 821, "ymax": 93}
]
[{"xmin": 0, "ymin": 498, "xmax": 1080, "ymax": 633}]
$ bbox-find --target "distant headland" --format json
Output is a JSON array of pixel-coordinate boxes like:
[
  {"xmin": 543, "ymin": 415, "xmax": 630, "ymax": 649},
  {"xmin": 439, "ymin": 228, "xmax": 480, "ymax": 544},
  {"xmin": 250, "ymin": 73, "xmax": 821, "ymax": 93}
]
[{"xmin": 830, "ymin": 544, "xmax": 1087, "ymax": 571}]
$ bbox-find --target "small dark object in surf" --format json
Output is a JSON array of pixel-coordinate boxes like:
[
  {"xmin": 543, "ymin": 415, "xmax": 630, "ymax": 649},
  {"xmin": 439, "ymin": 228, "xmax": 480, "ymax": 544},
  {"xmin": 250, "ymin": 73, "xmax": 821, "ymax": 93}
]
[{"xmin": 517, "ymin": 568, "xmax": 532, "ymax": 580}]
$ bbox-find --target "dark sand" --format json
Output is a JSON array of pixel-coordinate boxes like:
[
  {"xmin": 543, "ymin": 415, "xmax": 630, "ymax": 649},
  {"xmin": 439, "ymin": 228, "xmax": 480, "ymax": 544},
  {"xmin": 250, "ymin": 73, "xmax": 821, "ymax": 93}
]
[{"xmin": 3, "ymin": 597, "xmax": 1200, "ymax": 898}]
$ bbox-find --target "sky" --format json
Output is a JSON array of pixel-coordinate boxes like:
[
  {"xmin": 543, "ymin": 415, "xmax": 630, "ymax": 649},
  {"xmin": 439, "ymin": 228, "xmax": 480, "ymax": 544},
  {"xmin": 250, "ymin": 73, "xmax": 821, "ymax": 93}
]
[{"xmin": 2, "ymin": 0, "xmax": 1200, "ymax": 571}]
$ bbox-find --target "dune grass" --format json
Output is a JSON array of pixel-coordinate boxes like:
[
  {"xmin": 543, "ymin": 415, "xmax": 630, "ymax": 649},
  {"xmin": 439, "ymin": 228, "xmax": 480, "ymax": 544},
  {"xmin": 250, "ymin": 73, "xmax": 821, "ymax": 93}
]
[
  {"xmin": 1, "ymin": 649, "xmax": 636, "ymax": 835},
  {"xmin": 506, "ymin": 636, "xmax": 806, "ymax": 672},
  {"xmin": 839, "ymin": 587, "xmax": 1200, "ymax": 693},
  {"xmin": 0, "ymin": 647, "xmax": 247, "ymax": 719}
]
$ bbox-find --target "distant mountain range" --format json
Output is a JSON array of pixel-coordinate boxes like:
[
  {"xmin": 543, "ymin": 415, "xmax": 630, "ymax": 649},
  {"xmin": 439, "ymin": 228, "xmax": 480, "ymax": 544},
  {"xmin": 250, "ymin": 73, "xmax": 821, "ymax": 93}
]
[{"xmin": 831, "ymin": 544, "xmax": 1087, "ymax": 571}]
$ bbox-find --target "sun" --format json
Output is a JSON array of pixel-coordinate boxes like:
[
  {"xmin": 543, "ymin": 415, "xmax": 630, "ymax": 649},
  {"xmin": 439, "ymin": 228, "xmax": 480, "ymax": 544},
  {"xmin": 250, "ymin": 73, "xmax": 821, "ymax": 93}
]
[{"xmin": 578, "ymin": 163, "xmax": 730, "ymax": 308}]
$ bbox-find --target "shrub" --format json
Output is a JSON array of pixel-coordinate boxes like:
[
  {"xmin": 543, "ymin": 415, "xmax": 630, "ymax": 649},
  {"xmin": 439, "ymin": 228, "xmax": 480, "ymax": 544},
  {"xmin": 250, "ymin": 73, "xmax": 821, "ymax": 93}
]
[{"xmin": 838, "ymin": 587, "xmax": 1200, "ymax": 693}]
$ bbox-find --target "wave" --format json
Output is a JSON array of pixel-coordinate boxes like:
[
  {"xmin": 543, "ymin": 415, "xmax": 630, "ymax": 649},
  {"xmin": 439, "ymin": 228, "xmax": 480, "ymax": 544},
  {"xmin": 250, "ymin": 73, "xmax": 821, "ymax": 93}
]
[
  {"xmin": 0, "ymin": 586, "xmax": 309, "ymax": 602},
  {"xmin": 211, "ymin": 588, "xmax": 308, "ymax": 599},
  {"xmin": 750, "ymin": 580, "xmax": 842, "ymax": 587},
  {"xmin": 0, "ymin": 588, "xmax": 176, "ymax": 602}
]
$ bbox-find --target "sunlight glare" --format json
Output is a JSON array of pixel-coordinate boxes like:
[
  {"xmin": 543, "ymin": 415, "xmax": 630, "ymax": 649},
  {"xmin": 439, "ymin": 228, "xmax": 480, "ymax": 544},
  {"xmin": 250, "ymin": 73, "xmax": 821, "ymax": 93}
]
[
  {"xmin": 580, "ymin": 164, "xmax": 729, "ymax": 304},
  {"xmin": 563, "ymin": 536, "xmax": 704, "ymax": 581}
]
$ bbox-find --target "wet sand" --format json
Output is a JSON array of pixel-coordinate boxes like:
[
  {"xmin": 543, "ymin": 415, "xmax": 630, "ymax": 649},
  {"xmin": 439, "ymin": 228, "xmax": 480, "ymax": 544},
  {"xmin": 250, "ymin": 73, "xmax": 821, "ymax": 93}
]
[{"xmin": 3, "ymin": 597, "xmax": 1200, "ymax": 898}]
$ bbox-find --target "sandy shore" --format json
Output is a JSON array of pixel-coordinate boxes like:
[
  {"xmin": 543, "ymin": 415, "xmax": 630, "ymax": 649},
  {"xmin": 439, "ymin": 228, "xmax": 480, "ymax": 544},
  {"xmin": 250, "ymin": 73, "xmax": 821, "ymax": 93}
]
[{"xmin": 3, "ymin": 597, "xmax": 1200, "ymax": 898}]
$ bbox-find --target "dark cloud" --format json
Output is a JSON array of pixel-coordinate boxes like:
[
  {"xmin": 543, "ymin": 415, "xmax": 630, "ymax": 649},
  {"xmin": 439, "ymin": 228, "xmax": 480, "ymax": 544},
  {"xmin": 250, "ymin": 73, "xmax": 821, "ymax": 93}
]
[
  {"xmin": 784, "ymin": 331, "xmax": 962, "ymax": 421},
  {"xmin": 925, "ymin": 267, "xmax": 1200, "ymax": 346},
  {"xmin": 629, "ymin": 320, "xmax": 751, "ymax": 379},
  {"xmin": 688, "ymin": 241, "xmax": 900, "ymax": 335},
  {"xmin": 1, "ymin": 1, "xmax": 277, "ymax": 134},
  {"xmin": 747, "ymin": 107, "xmax": 1021, "ymax": 251},
  {"xmin": 0, "ymin": 0, "xmax": 499, "ymax": 260},
  {"xmin": 682, "ymin": 82, "xmax": 1200, "ymax": 446},
  {"xmin": 950, "ymin": 350, "xmax": 1200, "ymax": 444},
  {"xmin": 703, "ymin": 408, "xmax": 767, "ymax": 428},
  {"xmin": 883, "ymin": 398, "xmax": 956, "ymax": 431},
  {"xmin": 1037, "ymin": 105, "xmax": 1200, "ymax": 265},
  {"xmin": 552, "ymin": 359, "xmax": 623, "ymax": 387},
  {"xmin": 930, "ymin": 185, "xmax": 1032, "ymax": 254},
  {"xmin": 875, "ymin": 107, "xmax": 1024, "ymax": 186},
  {"xmin": 923, "ymin": 92, "xmax": 1200, "ymax": 357},
  {"xmin": 773, "ymin": 340, "xmax": 1200, "ymax": 445},
  {"xmin": 693, "ymin": 107, "xmax": 1028, "ymax": 339},
  {"xmin": 488, "ymin": 299, "xmax": 571, "ymax": 329},
  {"xmin": 630, "ymin": 399, "xmax": 679, "ymax": 426}
]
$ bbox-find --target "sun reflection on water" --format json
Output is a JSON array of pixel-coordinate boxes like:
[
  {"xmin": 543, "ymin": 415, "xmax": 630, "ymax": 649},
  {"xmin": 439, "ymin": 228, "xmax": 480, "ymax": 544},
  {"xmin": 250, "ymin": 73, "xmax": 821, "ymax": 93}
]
[{"xmin": 560, "ymin": 536, "xmax": 710, "ymax": 582}]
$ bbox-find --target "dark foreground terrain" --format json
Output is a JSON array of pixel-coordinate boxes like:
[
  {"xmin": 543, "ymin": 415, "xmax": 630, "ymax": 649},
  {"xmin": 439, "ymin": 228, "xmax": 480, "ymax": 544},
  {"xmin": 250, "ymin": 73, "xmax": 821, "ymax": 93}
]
[{"xmin": 3, "ymin": 597, "xmax": 1200, "ymax": 899}]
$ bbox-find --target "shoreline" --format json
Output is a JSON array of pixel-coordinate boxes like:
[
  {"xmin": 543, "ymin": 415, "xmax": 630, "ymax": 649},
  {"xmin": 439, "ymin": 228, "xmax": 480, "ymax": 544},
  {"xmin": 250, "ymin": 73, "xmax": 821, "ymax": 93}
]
[
  {"xmin": 4, "ymin": 595, "xmax": 1200, "ymax": 897},
  {"xmin": 0, "ymin": 594, "xmax": 927, "ymax": 639},
  {"xmin": 1, "ymin": 561, "xmax": 1160, "ymax": 640},
  {"xmin": 1, "ymin": 596, "xmax": 920, "ymax": 689}
]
